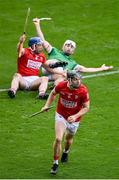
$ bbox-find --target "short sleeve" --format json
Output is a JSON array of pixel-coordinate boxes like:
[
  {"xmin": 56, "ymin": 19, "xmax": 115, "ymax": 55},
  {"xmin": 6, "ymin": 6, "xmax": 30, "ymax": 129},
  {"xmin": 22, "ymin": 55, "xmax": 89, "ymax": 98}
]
[
  {"xmin": 82, "ymin": 87, "xmax": 89, "ymax": 103},
  {"xmin": 55, "ymin": 81, "xmax": 64, "ymax": 93}
]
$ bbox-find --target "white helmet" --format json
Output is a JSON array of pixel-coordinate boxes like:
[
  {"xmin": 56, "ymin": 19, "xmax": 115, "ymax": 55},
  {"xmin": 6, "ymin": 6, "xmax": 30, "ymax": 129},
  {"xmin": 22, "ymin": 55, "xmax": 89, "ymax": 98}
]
[{"xmin": 63, "ymin": 40, "xmax": 76, "ymax": 49}]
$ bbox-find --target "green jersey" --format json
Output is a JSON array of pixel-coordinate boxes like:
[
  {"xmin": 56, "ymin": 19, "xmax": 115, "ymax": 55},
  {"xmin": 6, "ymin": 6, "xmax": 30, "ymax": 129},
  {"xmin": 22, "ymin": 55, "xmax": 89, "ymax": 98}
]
[{"xmin": 48, "ymin": 47, "xmax": 77, "ymax": 70}]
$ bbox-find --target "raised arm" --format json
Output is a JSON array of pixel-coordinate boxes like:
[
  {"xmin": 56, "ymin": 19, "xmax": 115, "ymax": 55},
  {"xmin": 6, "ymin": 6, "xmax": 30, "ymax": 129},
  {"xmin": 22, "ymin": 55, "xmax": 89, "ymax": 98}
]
[
  {"xmin": 17, "ymin": 34, "xmax": 26, "ymax": 58},
  {"xmin": 75, "ymin": 64, "xmax": 113, "ymax": 73},
  {"xmin": 33, "ymin": 18, "xmax": 52, "ymax": 53}
]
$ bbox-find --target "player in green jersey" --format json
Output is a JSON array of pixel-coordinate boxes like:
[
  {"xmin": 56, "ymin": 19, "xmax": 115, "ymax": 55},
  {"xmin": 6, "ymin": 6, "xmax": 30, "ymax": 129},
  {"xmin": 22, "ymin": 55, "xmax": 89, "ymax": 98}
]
[{"xmin": 33, "ymin": 18, "xmax": 113, "ymax": 85}]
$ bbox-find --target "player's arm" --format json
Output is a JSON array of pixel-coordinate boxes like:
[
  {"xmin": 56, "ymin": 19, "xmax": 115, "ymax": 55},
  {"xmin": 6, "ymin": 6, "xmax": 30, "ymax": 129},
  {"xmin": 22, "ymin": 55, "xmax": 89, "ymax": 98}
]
[
  {"xmin": 32, "ymin": 18, "xmax": 52, "ymax": 53},
  {"xmin": 41, "ymin": 89, "xmax": 57, "ymax": 112},
  {"xmin": 75, "ymin": 64, "xmax": 113, "ymax": 72},
  {"xmin": 17, "ymin": 34, "xmax": 26, "ymax": 58},
  {"xmin": 67, "ymin": 100, "xmax": 90, "ymax": 123}
]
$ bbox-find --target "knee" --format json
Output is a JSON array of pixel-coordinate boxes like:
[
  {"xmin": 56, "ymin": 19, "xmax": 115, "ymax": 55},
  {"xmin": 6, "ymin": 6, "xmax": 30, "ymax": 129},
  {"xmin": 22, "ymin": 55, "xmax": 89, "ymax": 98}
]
[
  {"xmin": 13, "ymin": 73, "xmax": 21, "ymax": 80},
  {"xmin": 55, "ymin": 137, "xmax": 62, "ymax": 144},
  {"xmin": 67, "ymin": 139, "xmax": 73, "ymax": 144},
  {"xmin": 41, "ymin": 76, "xmax": 48, "ymax": 82},
  {"xmin": 65, "ymin": 137, "xmax": 73, "ymax": 145}
]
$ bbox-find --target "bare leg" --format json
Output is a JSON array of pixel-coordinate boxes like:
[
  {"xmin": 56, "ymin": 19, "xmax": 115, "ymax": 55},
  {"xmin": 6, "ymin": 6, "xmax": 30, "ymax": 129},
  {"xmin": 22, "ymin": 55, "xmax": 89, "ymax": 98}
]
[
  {"xmin": 38, "ymin": 76, "xmax": 48, "ymax": 95},
  {"xmin": 53, "ymin": 121, "xmax": 66, "ymax": 160},
  {"xmin": 42, "ymin": 64, "xmax": 65, "ymax": 86},
  {"xmin": 30, "ymin": 76, "xmax": 49, "ymax": 99},
  {"xmin": 64, "ymin": 133, "xmax": 74, "ymax": 152},
  {"xmin": 30, "ymin": 76, "xmax": 48, "ymax": 94},
  {"xmin": 61, "ymin": 132, "xmax": 74, "ymax": 163},
  {"xmin": 9, "ymin": 73, "xmax": 26, "ymax": 96},
  {"xmin": 50, "ymin": 120, "xmax": 66, "ymax": 174}
]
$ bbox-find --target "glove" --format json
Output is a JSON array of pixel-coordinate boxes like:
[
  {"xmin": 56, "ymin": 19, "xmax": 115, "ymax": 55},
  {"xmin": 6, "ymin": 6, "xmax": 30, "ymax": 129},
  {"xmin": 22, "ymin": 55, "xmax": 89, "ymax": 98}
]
[{"xmin": 49, "ymin": 61, "xmax": 68, "ymax": 68}]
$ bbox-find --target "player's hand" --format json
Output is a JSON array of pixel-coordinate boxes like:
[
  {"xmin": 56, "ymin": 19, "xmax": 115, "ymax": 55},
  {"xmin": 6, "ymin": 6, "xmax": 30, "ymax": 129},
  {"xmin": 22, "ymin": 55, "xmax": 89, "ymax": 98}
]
[
  {"xmin": 67, "ymin": 115, "xmax": 76, "ymax": 123},
  {"xmin": 101, "ymin": 64, "xmax": 113, "ymax": 71},
  {"xmin": 32, "ymin": 18, "xmax": 40, "ymax": 25},
  {"xmin": 40, "ymin": 106, "xmax": 50, "ymax": 112},
  {"xmin": 62, "ymin": 71, "xmax": 67, "ymax": 77},
  {"xmin": 19, "ymin": 34, "xmax": 26, "ymax": 43},
  {"xmin": 59, "ymin": 70, "xmax": 67, "ymax": 77}
]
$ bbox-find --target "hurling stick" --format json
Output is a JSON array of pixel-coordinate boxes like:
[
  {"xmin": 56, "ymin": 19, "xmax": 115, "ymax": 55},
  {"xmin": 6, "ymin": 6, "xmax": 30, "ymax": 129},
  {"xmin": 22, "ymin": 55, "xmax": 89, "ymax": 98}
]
[
  {"xmin": 29, "ymin": 106, "xmax": 54, "ymax": 118},
  {"xmin": 18, "ymin": 8, "xmax": 30, "ymax": 58}
]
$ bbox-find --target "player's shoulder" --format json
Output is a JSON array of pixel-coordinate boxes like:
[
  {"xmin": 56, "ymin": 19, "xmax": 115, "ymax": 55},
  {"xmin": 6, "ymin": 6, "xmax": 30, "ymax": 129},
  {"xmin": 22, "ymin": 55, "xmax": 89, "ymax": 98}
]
[
  {"xmin": 79, "ymin": 84, "xmax": 88, "ymax": 93},
  {"xmin": 23, "ymin": 48, "xmax": 31, "ymax": 56},
  {"xmin": 24, "ymin": 47, "xmax": 30, "ymax": 53},
  {"xmin": 58, "ymin": 80, "xmax": 67, "ymax": 86},
  {"xmin": 52, "ymin": 47, "xmax": 59, "ymax": 51},
  {"xmin": 39, "ymin": 52, "xmax": 45, "ymax": 57},
  {"xmin": 38, "ymin": 52, "xmax": 46, "ymax": 63},
  {"xmin": 55, "ymin": 80, "xmax": 67, "ymax": 89},
  {"xmin": 49, "ymin": 47, "xmax": 59, "ymax": 54}
]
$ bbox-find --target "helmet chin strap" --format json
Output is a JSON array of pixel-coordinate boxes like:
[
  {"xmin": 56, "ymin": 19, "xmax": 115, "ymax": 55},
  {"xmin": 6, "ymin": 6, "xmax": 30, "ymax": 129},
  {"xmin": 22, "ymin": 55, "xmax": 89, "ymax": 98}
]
[
  {"xmin": 30, "ymin": 44, "xmax": 40, "ymax": 54},
  {"xmin": 30, "ymin": 44, "xmax": 36, "ymax": 51}
]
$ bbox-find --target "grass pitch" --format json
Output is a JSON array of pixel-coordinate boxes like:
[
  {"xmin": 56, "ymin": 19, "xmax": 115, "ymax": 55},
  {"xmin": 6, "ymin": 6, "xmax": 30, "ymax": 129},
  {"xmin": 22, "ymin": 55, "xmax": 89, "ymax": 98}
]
[{"xmin": 0, "ymin": 0, "xmax": 119, "ymax": 179}]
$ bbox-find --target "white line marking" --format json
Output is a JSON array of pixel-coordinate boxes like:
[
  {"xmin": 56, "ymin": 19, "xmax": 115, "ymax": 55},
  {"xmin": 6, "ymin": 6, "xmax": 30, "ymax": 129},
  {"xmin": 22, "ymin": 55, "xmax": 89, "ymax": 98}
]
[
  {"xmin": 39, "ymin": 17, "xmax": 52, "ymax": 21},
  {"xmin": 0, "ymin": 89, "xmax": 8, "ymax": 92},
  {"xmin": 83, "ymin": 70, "xmax": 119, "ymax": 79},
  {"xmin": 0, "ymin": 71, "xmax": 119, "ymax": 92}
]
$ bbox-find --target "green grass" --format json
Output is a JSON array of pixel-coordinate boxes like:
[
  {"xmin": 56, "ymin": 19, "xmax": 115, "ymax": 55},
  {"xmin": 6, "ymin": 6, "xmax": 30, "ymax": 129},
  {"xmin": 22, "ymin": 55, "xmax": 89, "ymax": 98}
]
[{"xmin": 0, "ymin": 0, "xmax": 119, "ymax": 178}]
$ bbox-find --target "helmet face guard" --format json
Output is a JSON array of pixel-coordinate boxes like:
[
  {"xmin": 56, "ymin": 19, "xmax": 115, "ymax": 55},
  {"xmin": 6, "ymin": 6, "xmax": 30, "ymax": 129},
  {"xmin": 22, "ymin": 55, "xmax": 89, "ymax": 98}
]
[
  {"xmin": 67, "ymin": 70, "xmax": 82, "ymax": 89},
  {"xmin": 28, "ymin": 37, "xmax": 43, "ymax": 47},
  {"xmin": 67, "ymin": 70, "xmax": 82, "ymax": 80}
]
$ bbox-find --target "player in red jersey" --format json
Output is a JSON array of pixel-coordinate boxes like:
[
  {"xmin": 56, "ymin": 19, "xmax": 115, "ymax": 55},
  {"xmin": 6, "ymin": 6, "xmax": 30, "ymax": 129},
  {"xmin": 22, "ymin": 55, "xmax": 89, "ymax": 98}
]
[
  {"xmin": 41, "ymin": 70, "xmax": 90, "ymax": 174},
  {"xmin": 8, "ymin": 34, "xmax": 65, "ymax": 99}
]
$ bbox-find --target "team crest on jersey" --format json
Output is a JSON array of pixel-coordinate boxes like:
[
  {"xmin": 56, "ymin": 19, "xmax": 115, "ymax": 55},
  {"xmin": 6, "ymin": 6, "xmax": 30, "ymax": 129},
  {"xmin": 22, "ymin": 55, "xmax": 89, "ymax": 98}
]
[
  {"xmin": 68, "ymin": 94, "xmax": 71, "ymax": 98},
  {"xmin": 75, "ymin": 95, "xmax": 78, "ymax": 99},
  {"xmin": 35, "ymin": 56, "xmax": 38, "ymax": 60},
  {"xmin": 35, "ymin": 56, "xmax": 43, "ymax": 61},
  {"xmin": 67, "ymin": 93, "xmax": 72, "ymax": 99},
  {"xmin": 60, "ymin": 92, "xmax": 65, "ymax": 95}
]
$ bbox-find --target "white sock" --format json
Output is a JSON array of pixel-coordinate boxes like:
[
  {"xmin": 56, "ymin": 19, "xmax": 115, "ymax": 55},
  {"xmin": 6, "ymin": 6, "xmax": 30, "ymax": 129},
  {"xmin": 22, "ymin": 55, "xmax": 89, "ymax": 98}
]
[
  {"xmin": 63, "ymin": 149, "xmax": 69, "ymax": 153},
  {"xmin": 53, "ymin": 160, "xmax": 58, "ymax": 165},
  {"xmin": 39, "ymin": 92, "xmax": 45, "ymax": 96}
]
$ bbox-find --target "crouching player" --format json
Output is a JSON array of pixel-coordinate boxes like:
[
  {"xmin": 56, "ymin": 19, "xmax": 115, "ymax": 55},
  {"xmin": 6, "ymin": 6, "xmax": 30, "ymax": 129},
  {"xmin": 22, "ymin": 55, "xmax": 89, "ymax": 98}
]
[{"xmin": 41, "ymin": 70, "xmax": 90, "ymax": 174}]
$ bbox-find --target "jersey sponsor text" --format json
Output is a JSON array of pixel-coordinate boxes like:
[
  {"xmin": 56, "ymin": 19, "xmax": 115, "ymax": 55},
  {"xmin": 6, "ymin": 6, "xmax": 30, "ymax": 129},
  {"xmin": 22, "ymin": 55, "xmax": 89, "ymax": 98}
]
[
  {"xmin": 27, "ymin": 59, "xmax": 42, "ymax": 69},
  {"xmin": 60, "ymin": 98, "xmax": 77, "ymax": 108}
]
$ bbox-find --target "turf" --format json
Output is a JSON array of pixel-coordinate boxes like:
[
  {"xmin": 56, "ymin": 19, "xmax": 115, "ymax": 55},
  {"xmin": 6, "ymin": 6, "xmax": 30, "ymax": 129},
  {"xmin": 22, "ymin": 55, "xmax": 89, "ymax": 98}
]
[{"xmin": 0, "ymin": 0, "xmax": 119, "ymax": 179}]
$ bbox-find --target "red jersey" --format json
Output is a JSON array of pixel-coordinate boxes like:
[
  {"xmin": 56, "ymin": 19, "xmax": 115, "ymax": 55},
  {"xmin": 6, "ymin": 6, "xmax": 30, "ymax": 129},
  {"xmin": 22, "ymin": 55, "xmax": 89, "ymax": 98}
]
[
  {"xmin": 17, "ymin": 48, "xmax": 46, "ymax": 76},
  {"xmin": 55, "ymin": 81, "xmax": 89, "ymax": 122}
]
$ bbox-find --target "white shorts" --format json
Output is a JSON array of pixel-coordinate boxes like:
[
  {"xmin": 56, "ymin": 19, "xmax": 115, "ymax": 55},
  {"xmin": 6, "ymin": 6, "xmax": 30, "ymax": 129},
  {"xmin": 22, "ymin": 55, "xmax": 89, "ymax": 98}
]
[
  {"xmin": 55, "ymin": 112, "xmax": 80, "ymax": 135},
  {"xmin": 23, "ymin": 76, "xmax": 39, "ymax": 89}
]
